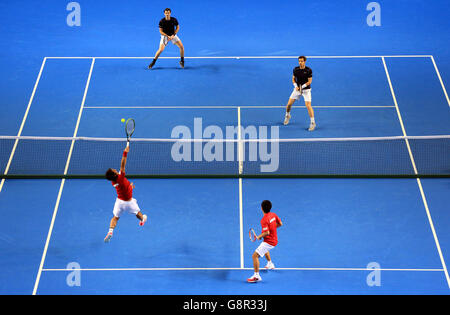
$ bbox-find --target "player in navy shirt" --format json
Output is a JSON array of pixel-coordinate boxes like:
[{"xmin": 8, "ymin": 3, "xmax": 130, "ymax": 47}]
[
  {"xmin": 283, "ymin": 56, "xmax": 316, "ymax": 131},
  {"xmin": 148, "ymin": 8, "xmax": 185, "ymax": 69}
]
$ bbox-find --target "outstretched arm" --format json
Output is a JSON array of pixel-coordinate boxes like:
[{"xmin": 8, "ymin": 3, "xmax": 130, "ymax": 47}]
[{"xmin": 120, "ymin": 146, "xmax": 130, "ymax": 173}]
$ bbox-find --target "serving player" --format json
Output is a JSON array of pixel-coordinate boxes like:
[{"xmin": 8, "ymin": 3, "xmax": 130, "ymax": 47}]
[
  {"xmin": 247, "ymin": 200, "xmax": 283, "ymax": 283},
  {"xmin": 104, "ymin": 145, "xmax": 147, "ymax": 243},
  {"xmin": 283, "ymin": 56, "xmax": 316, "ymax": 131},
  {"xmin": 148, "ymin": 8, "xmax": 185, "ymax": 69}
]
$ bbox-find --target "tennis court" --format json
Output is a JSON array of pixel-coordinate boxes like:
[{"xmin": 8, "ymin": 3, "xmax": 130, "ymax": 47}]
[{"xmin": 0, "ymin": 1, "xmax": 449, "ymax": 296}]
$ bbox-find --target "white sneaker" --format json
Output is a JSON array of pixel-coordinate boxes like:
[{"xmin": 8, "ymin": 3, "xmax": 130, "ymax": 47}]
[
  {"xmin": 308, "ymin": 121, "xmax": 316, "ymax": 131},
  {"xmin": 139, "ymin": 214, "xmax": 147, "ymax": 226},
  {"xmin": 104, "ymin": 232, "xmax": 113, "ymax": 243},
  {"xmin": 247, "ymin": 274, "xmax": 262, "ymax": 283},
  {"xmin": 283, "ymin": 113, "xmax": 291, "ymax": 125},
  {"xmin": 265, "ymin": 262, "xmax": 275, "ymax": 270}
]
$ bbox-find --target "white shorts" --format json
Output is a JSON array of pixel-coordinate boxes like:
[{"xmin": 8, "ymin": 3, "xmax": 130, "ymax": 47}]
[
  {"xmin": 113, "ymin": 198, "xmax": 141, "ymax": 218},
  {"xmin": 289, "ymin": 87, "xmax": 312, "ymax": 102},
  {"xmin": 160, "ymin": 35, "xmax": 180, "ymax": 46},
  {"xmin": 255, "ymin": 242, "xmax": 275, "ymax": 257}
]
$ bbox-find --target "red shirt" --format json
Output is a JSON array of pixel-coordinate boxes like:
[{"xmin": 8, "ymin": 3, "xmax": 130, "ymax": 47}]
[
  {"xmin": 112, "ymin": 171, "xmax": 133, "ymax": 201},
  {"xmin": 260, "ymin": 212, "xmax": 282, "ymax": 246}
]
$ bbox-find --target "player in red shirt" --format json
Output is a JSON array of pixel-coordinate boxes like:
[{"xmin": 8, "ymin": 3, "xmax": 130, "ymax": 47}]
[
  {"xmin": 247, "ymin": 200, "xmax": 282, "ymax": 283},
  {"xmin": 103, "ymin": 145, "xmax": 147, "ymax": 242}
]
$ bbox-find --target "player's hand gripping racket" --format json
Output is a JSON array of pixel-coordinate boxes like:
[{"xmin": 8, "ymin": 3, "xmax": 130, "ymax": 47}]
[
  {"xmin": 249, "ymin": 228, "xmax": 258, "ymax": 242},
  {"xmin": 294, "ymin": 82, "xmax": 303, "ymax": 96},
  {"xmin": 125, "ymin": 118, "xmax": 135, "ymax": 147}
]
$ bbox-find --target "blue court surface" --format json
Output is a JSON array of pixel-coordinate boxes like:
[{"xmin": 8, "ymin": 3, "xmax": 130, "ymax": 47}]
[{"xmin": 0, "ymin": 0, "xmax": 450, "ymax": 297}]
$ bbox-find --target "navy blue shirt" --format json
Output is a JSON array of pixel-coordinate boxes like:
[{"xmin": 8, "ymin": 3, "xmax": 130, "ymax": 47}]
[
  {"xmin": 293, "ymin": 66, "xmax": 313, "ymax": 89},
  {"xmin": 159, "ymin": 17, "xmax": 179, "ymax": 36}
]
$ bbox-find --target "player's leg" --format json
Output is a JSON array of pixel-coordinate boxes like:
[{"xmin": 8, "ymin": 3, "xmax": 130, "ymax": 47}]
[
  {"xmin": 284, "ymin": 98, "xmax": 296, "ymax": 125},
  {"xmin": 252, "ymin": 251, "xmax": 260, "ymax": 273},
  {"xmin": 149, "ymin": 41, "xmax": 167, "ymax": 69},
  {"xmin": 304, "ymin": 90, "xmax": 315, "ymax": 131},
  {"xmin": 155, "ymin": 44, "xmax": 166, "ymax": 59},
  {"xmin": 247, "ymin": 251, "xmax": 262, "ymax": 283},
  {"xmin": 248, "ymin": 243, "xmax": 272, "ymax": 282},
  {"xmin": 128, "ymin": 198, "xmax": 147, "ymax": 226},
  {"xmin": 105, "ymin": 199, "xmax": 124, "ymax": 242},
  {"xmin": 104, "ymin": 216, "xmax": 119, "ymax": 242},
  {"xmin": 305, "ymin": 101, "xmax": 315, "ymax": 131},
  {"xmin": 136, "ymin": 211, "xmax": 147, "ymax": 226},
  {"xmin": 284, "ymin": 87, "xmax": 301, "ymax": 125},
  {"xmin": 264, "ymin": 252, "xmax": 275, "ymax": 269},
  {"xmin": 109, "ymin": 216, "xmax": 119, "ymax": 229},
  {"xmin": 174, "ymin": 39, "xmax": 185, "ymax": 68}
]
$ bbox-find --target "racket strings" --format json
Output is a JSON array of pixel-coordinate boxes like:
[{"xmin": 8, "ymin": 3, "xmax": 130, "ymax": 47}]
[
  {"xmin": 125, "ymin": 119, "xmax": 136, "ymax": 143},
  {"xmin": 126, "ymin": 121, "xmax": 135, "ymax": 135},
  {"xmin": 249, "ymin": 228, "xmax": 257, "ymax": 242}
]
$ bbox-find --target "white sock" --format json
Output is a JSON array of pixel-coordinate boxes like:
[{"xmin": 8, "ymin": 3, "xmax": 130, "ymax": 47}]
[{"xmin": 310, "ymin": 117, "xmax": 315, "ymax": 123}]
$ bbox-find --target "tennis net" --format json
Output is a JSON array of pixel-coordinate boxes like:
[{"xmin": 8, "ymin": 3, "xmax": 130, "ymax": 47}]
[{"xmin": 1, "ymin": 135, "xmax": 449, "ymax": 178}]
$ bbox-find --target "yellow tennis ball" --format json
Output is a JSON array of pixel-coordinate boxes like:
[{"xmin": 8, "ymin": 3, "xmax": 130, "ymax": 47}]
[{"xmin": 121, "ymin": 118, "xmax": 125, "ymax": 123}]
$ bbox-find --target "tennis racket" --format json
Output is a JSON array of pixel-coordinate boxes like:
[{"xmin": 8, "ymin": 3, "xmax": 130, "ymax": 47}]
[
  {"xmin": 249, "ymin": 228, "xmax": 258, "ymax": 242},
  {"xmin": 125, "ymin": 118, "xmax": 135, "ymax": 147},
  {"xmin": 298, "ymin": 84, "xmax": 303, "ymax": 96},
  {"xmin": 294, "ymin": 82, "xmax": 303, "ymax": 96}
]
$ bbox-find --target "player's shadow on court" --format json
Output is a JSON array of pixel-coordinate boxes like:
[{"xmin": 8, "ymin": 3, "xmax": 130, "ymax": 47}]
[
  {"xmin": 146, "ymin": 66, "xmax": 183, "ymax": 70},
  {"xmin": 145, "ymin": 64, "xmax": 239, "ymax": 73}
]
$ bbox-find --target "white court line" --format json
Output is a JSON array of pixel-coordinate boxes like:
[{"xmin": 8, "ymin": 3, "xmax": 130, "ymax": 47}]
[
  {"xmin": 41, "ymin": 267, "xmax": 443, "ymax": 272},
  {"xmin": 430, "ymin": 56, "xmax": 450, "ymax": 107},
  {"xmin": 382, "ymin": 57, "xmax": 450, "ymax": 289},
  {"xmin": 32, "ymin": 58, "xmax": 96, "ymax": 295},
  {"xmin": 0, "ymin": 58, "xmax": 47, "ymax": 193},
  {"xmin": 237, "ymin": 107, "xmax": 244, "ymax": 175},
  {"xmin": 382, "ymin": 57, "xmax": 418, "ymax": 174},
  {"xmin": 44, "ymin": 55, "xmax": 432, "ymax": 60},
  {"xmin": 84, "ymin": 105, "xmax": 396, "ymax": 109},
  {"xmin": 239, "ymin": 178, "xmax": 244, "ymax": 269},
  {"xmin": 237, "ymin": 107, "xmax": 244, "ymax": 269}
]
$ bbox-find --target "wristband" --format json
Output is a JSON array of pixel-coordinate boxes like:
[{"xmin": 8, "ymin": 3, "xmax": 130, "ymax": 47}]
[{"xmin": 123, "ymin": 151, "xmax": 128, "ymax": 158}]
